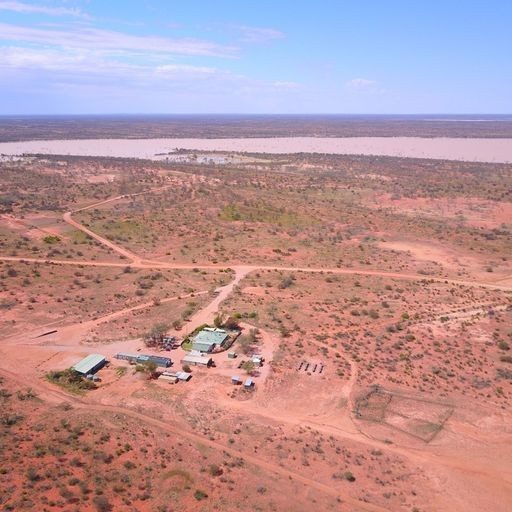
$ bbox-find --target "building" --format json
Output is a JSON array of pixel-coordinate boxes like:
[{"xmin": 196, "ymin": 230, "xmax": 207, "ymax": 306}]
[
  {"xmin": 231, "ymin": 375, "xmax": 241, "ymax": 385},
  {"xmin": 244, "ymin": 378, "xmax": 255, "ymax": 389},
  {"xmin": 73, "ymin": 354, "xmax": 106, "ymax": 375},
  {"xmin": 158, "ymin": 374, "xmax": 178, "ymax": 383},
  {"xmin": 115, "ymin": 353, "xmax": 172, "ymax": 368},
  {"xmin": 161, "ymin": 370, "xmax": 192, "ymax": 381},
  {"xmin": 181, "ymin": 353, "xmax": 213, "ymax": 367},
  {"xmin": 191, "ymin": 328, "xmax": 229, "ymax": 353},
  {"xmin": 251, "ymin": 355, "xmax": 263, "ymax": 367},
  {"xmin": 228, "ymin": 351, "xmax": 237, "ymax": 359}
]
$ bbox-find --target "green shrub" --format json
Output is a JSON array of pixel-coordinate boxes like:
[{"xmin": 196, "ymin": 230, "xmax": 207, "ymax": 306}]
[
  {"xmin": 43, "ymin": 235, "xmax": 61, "ymax": 244},
  {"xmin": 194, "ymin": 490, "xmax": 208, "ymax": 501}
]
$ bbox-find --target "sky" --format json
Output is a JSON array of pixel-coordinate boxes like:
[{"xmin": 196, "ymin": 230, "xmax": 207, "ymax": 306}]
[{"xmin": 0, "ymin": 0, "xmax": 511, "ymax": 114}]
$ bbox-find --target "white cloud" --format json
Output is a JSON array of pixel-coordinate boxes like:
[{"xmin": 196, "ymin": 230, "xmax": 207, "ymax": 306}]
[
  {"xmin": 273, "ymin": 80, "xmax": 301, "ymax": 89},
  {"xmin": 0, "ymin": 45, "xmax": 241, "ymax": 92},
  {"xmin": 346, "ymin": 78, "xmax": 377, "ymax": 89},
  {"xmin": 0, "ymin": 1, "xmax": 89, "ymax": 18},
  {"xmin": 155, "ymin": 64, "xmax": 217, "ymax": 75},
  {"xmin": 0, "ymin": 46, "xmax": 131, "ymax": 73},
  {"xmin": 0, "ymin": 22, "xmax": 237, "ymax": 57},
  {"xmin": 236, "ymin": 25, "xmax": 284, "ymax": 43}
]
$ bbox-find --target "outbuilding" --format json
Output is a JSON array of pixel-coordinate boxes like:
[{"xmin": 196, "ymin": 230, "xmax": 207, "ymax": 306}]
[
  {"xmin": 73, "ymin": 354, "xmax": 106, "ymax": 375},
  {"xmin": 231, "ymin": 375, "xmax": 241, "ymax": 385},
  {"xmin": 181, "ymin": 353, "xmax": 213, "ymax": 367},
  {"xmin": 115, "ymin": 353, "xmax": 172, "ymax": 368},
  {"xmin": 244, "ymin": 378, "xmax": 255, "ymax": 389},
  {"xmin": 158, "ymin": 374, "xmax": 178, "ymax": 383},
  {"xmin": 251, "ymin": 355, "xmax": 263, "ymax": 366}
]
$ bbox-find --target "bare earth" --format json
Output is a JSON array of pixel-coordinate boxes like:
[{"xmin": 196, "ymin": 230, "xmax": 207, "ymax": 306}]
[
  {"xmin": 1, "ymin": 148, "xmax": 511, "ymax": 511},
  {"xmin": 1, "ymin": 136, "xmax": 512, "ymax": 162}
]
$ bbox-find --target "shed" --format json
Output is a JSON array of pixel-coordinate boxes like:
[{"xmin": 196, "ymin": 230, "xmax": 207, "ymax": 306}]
[
  {"xmin": 115, "ymin": 353, "xmax": 171, "ymax": 368},
  {"xmin": 231, "ymin": 375, "xmax": 241, "ymax": 385},
  {"xmin": 181, "ymin": 354, "xmax": 213, "ymax": 367},
  {"xmin": 73, "ymin": 354, "xmax": 106, "ymax": 375},
  {"xmin": 228, "ymin": 351, "xmax": 237, "ymax": 359},
  {"xmin": 158, "ymin": 374, "xmax": 178, "ymax": 383},
  {"xmin": 251, "ymin": 355, "xmax": 263, "ymax": 366},
  {"xmin": 244, "ymin": 378, "xmax": 254, "ymax": 389},
  {"xmin": 176, "ymin": 371, "xmax": 192, "ymax": 381}
]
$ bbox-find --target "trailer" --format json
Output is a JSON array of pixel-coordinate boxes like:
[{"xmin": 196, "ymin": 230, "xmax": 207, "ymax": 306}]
[{"xmin": 115, "ymin": 352, "xmax": 172, "ymax": 368}]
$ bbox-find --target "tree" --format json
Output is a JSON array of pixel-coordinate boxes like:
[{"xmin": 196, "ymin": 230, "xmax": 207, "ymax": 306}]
[
  {"xmin": 93, "ymin": 495, "xmax": 113, "ymax": 512},
  {"xmin": 0, "ymin": 194, "xmax": 16, "ymax": 213},
  {"xmin": 242, "ymin": 361, "xmax": 255, "ymax": 375},
  {"xmin": 278, "ymin": 274, "xmax": 295, "ymax": 289},
  {"xmin": 135, "ymin": 361, "xmax": 158, "ymax": 379},
  {"xmin": 213, "ymin": 312, "xmax": 225, "ymax": 328},
  {"xmin": 238, "ymin": 329, "xmax": 259, "ymax": 355},
  {"xmin": 224, "ymin": 316, "xmax": 240, "ymax": 330}
]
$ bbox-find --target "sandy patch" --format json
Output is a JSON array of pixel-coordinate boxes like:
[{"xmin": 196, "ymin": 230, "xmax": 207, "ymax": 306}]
[
  {"xmin": 1, "ymin": 136, "xmax": 512, "ymax": 162},
  {"xmin": 373, "ymin": 194, "xmax": 512, "ymax": 229},
  {"xmin": 379, "ymin": 239, "xmax": 486, "ymax": 274},
  {"xmin": 242, "ymin": 286, "xmax": 267, "ymax": 296},
  {"xmin": 86, "ymin": 173, "xmax": 116, "ymax": 183}
]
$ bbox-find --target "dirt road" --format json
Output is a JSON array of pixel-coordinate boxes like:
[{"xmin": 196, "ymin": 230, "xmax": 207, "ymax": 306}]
[
  {"xmin": 2, "ymin": 183, "xmax": 511, "ymax": 511},
  {"xmin": 0, "ymin": 366, "xmax": 389, "ymax": 512},
  {"xmin": 2, "ymin": 253, "xmax": 511, "ymax": 293}
]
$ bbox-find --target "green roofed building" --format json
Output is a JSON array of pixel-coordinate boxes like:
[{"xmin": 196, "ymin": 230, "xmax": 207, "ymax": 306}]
[
  {"xmin": 72, "ymin": 354, "xmax": 106, "ymax": 375},
  {"xmin": 191, "ymin": 328, "xmax": 229, "ymax": 353}
]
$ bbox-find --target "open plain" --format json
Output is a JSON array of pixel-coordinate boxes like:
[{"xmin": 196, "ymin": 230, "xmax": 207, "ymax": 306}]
[{"xmin": 1, "ymin": 126, "xmax": 511, "ymax": 512}]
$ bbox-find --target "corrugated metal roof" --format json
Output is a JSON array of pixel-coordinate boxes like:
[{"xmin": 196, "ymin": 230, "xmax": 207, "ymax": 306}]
[
  {"xmin": 73, "ymin": 354, "xmax": 105, "ymax": 375},
  {"xmin": 191, "ymin": 341, "xmax": 215, "ymax": 353},
  {"xmin": 193, "ymin": 329, "xmax": 228, "ymax": 347},
  {"xmin": 182, "ymin": 354, "xmax": 211, "ymax": 365}
]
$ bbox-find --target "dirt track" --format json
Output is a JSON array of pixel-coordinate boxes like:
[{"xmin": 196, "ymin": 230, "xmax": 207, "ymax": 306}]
[
  {"xmin": 0, "ymin": 366, "xmax": 388, "ymax": 512},
  {"xmin": 2, "ymin": 183, "xmax": 511, "ymax": 510}
]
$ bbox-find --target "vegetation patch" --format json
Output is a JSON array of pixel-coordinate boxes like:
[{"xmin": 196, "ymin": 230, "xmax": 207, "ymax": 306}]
[{"xmin": 46, "ymin": 369, "xmax": 97, "ymax": 394}]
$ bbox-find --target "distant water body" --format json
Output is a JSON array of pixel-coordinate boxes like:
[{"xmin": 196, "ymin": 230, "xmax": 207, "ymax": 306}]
[{"xmin": 1, "ymin": 136, "xmax": 512, "ymax": 163}]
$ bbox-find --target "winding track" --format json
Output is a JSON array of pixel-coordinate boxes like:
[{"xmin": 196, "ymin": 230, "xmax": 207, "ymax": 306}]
[
  {"xmin": 1, "ymin": 183, "xmax": 511, "ymax": 509},
  {"xmin": 2, "ymin": 190, "xmax": 510, "ymax": 290},
  {"xmin": 0, "ymin": 367, "xmax": 388, "ymax": 512}
]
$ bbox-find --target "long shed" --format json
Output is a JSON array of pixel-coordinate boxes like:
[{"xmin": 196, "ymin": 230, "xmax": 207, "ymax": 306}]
[
  {"xmin": 115, "ymin": 353, "xmax": 172, "ymax": 368},
  {"xmin": 181, "ymin": 354, "xmax": 213, "ymax": 367},
  {"xmin": 73, "ymin": 354, "xmax": 106, "ymax": 375}
]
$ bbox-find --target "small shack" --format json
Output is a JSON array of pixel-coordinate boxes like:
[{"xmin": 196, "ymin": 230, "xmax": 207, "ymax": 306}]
[
  {"xmin": 159, "ymin": 371, "xmax": 191, "ymax": 382},
  {"xmin": 244, "ymin": 378, "xmax": 254, "ymax": 389},
  {"xmin": 231, "ymin": 375, "xmax": 241, "ymax": 385},
  {"xmin": 181, "ymin": 353, "xmax": 213, "ymax": 367},
  {"xmin": 73, "ymin": 354, "xmax": 106, "ymax": 375},
  {"xmin": 228, "ymin": 351, "xmax": 237, "ymax": 359},
  {"xmin": 158, "ymin": 373, "xmax": 178, "ymax": 383},
  {"xmin": 251, "ymin": 355, "xmax": 263, "ymax": 367}
]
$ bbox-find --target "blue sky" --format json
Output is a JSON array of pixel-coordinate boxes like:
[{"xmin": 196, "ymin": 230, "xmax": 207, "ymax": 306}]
[{"xmin": 0, "ymin": 0, "xmax": 511, "ymax": 114}]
